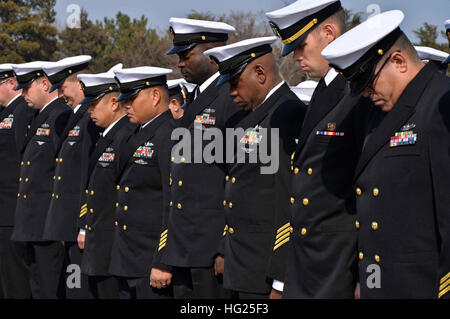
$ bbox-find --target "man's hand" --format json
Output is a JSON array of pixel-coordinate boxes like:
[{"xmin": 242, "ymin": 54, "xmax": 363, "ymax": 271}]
[
  {"xmin": 354, "ymin": 282, "xmax": 360, "ymax": 299},
  {"xmin": 214, "ymin": 255, "xmax": 224, "ymax": 276},
  {"xmin": 150, "ymin": 268, "xmax": 172, "ymax": 289},
  {"xmin": 269, "ymin": 288, "xmax": 283, "ymax": 299},
  {"xmin": 77, "ymin": 233, "xmax": 85, "ymax": 250}
]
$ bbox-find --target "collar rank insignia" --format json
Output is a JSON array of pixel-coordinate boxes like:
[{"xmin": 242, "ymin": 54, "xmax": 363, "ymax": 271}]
[
  {"xmin": 400, "ymin": 123, "xmax": 416, "ymax": 131},
  {"xmin": 145, "ymin": 141, "xmax": 153, "ymax": 147},
  {"xmin": 195, "ymin": 113, "xmax": 216, "ymax": 125},
  {"xmin": 134, "ymin": 145, "xmax": 154, "ymax": 159},
  {"xmin": 36, "ymin": 128, "xmax": 51, "ymax": 136},
  {"xmin": 0, "ymin": 116, "xmax": 14, "ymax": 130},
  {"xmin": 98, "ymin": 152, "xmax": 115, "ymax": 162},
  {"xmin": 390, "ymin": 131, "xmax": 417, "ymax": 148}
]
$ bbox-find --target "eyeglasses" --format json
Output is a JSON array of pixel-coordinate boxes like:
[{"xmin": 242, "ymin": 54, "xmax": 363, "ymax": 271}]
[{"xmin": 366, "ymin": 50, "xmax": 400, "ymax": 92}]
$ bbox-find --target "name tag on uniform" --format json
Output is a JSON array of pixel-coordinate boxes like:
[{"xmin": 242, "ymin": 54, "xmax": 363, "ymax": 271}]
[
  {"xmin": 98, "ymin": 152, "xmax": 115, "ymax": 162},
  {"xmin": 390, "ymin": 131, "xmax": 417, "ymax": 147},
  {"xmin": 36, "ymin": 128, "xmax": 51, "ymax": 136},
  {"xmin": 134, "ymin": 146, "xmax": 154, "ymax": 159},
  {"xmin": 0, "ymin": 116, "xmax": 13, "ymax": 130}
]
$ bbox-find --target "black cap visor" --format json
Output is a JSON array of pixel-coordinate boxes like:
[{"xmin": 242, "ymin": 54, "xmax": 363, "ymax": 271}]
[
  {"xmin": 116, "ymin": 89, "xmax": 141, "ymax": 103},
  {"xmin": 217, "ymin": 63, "xmax": 247, "ymax": 86},
  {"xmin": 167, "ymin": 43, "xmax": 197, "ymax": 55},
  {"xmin": 81, "ymin": 93, "xmax": 107, "ymax": 105}
]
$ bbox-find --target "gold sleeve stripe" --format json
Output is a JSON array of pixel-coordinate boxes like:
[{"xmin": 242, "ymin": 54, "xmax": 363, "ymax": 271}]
[
  {"xmin": 276, "ymin": 228, "xmax": 291, "ymax": 240},
  {"xmin": 275, "ymin": 232, "xmax": 291, "ymax": 246},
  {"xmin": 81, "ymin": 204, "xmax": 87, "ymax": 208},
  {"xmin": 439, "ymin": 278, "xmax": 450, "ymax": 292},
  {"xmin": 273, "ymin": 237, "xmax": 290, "ymax": 251},
  {"xmin": 222, "ymin": 231, "xmax": 227, "ymax": 237},
  {"xmin": 438, "ymin": 285, "xmax": 450, "ymax": 298},
  {"xmin": 79, "ymin": 210, "xmax": 87, "ymax": 218},
  {"xmin": 160, "ymin": 233, "xmax": 167, "ymax": 241},
  {"xmin": 159, "ymin": 238, "xmax": 167, "ymax": 246},
  {"xmin": 161, "ymin": 229, "xmax": 168, "ymax": 237},
  {"xmin": 282, "ymin": 18, "xmax": 318, "ymax": 45},
  {"xmin": 277, "ymin": 222, "xmax": 290, "ymax": 234},
  {"xmin": 440, "ymin": 272, "xmax": 450, "ymax": 284},
  {"xmin": 158, "ymin": 243, "xmax": 166, "ymax": 251}
]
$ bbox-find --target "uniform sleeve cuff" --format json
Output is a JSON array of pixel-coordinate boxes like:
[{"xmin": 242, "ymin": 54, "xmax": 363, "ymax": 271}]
[
  {"xmin": 272, "ymin": 280, "xmax": 284, "ymax": 292},
  {"xmin": 79, "ymin": 229, "xmax": 86, "ymax": 235}
]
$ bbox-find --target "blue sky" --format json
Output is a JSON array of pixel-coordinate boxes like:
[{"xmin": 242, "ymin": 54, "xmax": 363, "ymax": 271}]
[{"xmin": 54, "ymin": 0, "xmax": 450, "ymax": 43}]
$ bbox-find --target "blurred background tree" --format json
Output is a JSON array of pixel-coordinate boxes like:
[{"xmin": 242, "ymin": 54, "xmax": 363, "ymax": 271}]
[
  {"xmin": 0, "ymin": 0, "xmax": 58, "ymax": 63},
  {"xmin": 1, "ymin": 2, "xmax": 447, "ymax": 81}
]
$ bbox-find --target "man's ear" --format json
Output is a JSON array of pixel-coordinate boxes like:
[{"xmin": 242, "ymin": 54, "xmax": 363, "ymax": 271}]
[
  {"xmin": 321, "ymin": 23, "xmax": 338, "ymax": 44},
  {"xmin": 391, "ymin": 51, "xmax": 408, "ymax": 74},
  {"xmin": 152, "ymin": 88, "xmax": 162, "ymax": 106},
  {"xmin": 254, "ymin": 64, "xmax": 266, "ymax": 84},
  {"xmin": 170, "ymin": 98, "xmax": 181, "ymax": 109},
  {"xmin": 110, "ymin": 96, "xmax": 119, "ymax": 111},
  {"xmin": 42, "ymin": 78, "xmax": 51, "ymax": 92}
]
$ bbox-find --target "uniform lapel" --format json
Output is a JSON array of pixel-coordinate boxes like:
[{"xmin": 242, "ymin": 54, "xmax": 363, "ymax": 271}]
[
  {"xmin": 55, "ymin": 104, "xmax": 89, "ymax": 152},
  {"xmin": 180, "ymin": 78, "xmax": 221, "ymax": 129},
  {"xmin": 20, "ymin": 98, "xmax": 61, "ymax": 153},
  {"xmin": 0, "ymin": 97, "xmax": 20, "ymax": 119},
  {"xmin": 235, "ymin": 83, "xmax": 289, "ymax": 130},
  {"xmin": 88, "ymin": 116, "xmax": 129, "ymax": 178},
  {"xmin": 295, "ymin": 75, "xmax": 347, "ymax": 158},
  {"xmin": 353, "ymin": 63, "xmax": 436, "ymax": 181},
  {"xmin": 117, "ymin": 110, "xmax": 171, "ymax": 177}
]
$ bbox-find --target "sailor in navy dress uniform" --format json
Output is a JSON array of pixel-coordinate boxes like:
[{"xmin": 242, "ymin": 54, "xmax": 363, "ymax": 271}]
[
  {"xmin": 41, "ymin": 55, "xmax": 97, "ymax": 298},
  {"xmin": 11, "ymin": 61, "xmax": 72, "ymax": 299},
  {"xmin": 162, "ymin": 18, "xmax": 241, "ymax": 299},
  {"xmin": 414, "ymin": 46, "xmax": 449, "ymax": 74},
  {"xmin": 322, "ymin": 10, "xmax": 450, "ymax": 299},
  {"xmin": 108, "ymin": 67, "xmax": 175, "ymax": 299},
  {"xmin": 266, "ymin": 0, "xmax": 372, "ymax": 298},
  {"xmin": 204, "ymin": 37, "xmax": 306, "ymax": 299},
  {"xmin": 0, "ymin": 64, "xmax": 34, "ymax": 298},
  {"xmin": 167, "ymin": 79, "xmax": 188, "ymax": 122},
  {"xmin": 77, "ymin": 66, "xmax": 133, "ymax": 299}
]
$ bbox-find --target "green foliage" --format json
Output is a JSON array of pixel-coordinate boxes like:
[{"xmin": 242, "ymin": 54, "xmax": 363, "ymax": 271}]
[
  {"xmin": 0, "ymin": 0, "xmax": 58, "ymax": 63},
  {"xmin": 1, "ymin": 3, "xmax": 448, "ymax": 80}
]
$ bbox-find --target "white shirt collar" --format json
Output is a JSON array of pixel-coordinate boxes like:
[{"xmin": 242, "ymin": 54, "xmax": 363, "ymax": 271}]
[
  {"xmin": 324, "ymin": 68, "xmax": 339, "ymax": 86},
  {"xmin": 254, "ymin": 81, "xmax": 285, "ymax": 111},
  {"xmin": 141, "ymin": 112, "xmax": 163, "ymax": 129},
  {"xmin": 5, "ymin": 93, "xmax": 22, "ymax": 108},
  {"xmin": 103, "ymin": 115, "xmax": 126, "ymax": 137},
  {"xmin": 198, "ymin": 72, "xmax": 220, "ymax": 95},
  {"xmin": 73, "ymin": 104, "xmax": 82, "ymax": 114},
  {"xmin": 39, "ymin": 97, "xmax": 58, "ymax": 113}
]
